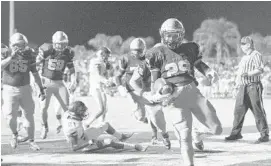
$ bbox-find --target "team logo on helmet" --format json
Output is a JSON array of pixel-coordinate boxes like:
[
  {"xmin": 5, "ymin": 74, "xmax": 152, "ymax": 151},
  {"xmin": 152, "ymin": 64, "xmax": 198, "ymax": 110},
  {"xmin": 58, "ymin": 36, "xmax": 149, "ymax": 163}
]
[
  {"xmin": 160, "ymin": 18, "xmax": 185, "ymax": 49},
  {"xmin": 52, "ymin": 31, "xmax": 69, "ymax": 51},
  {"xmin": 130, "ymin": 38, "xmax": 146, "ymax": 59},
  {"xmin": 9, "ymin": 33, "xmax": 28, "ymax": 51}
]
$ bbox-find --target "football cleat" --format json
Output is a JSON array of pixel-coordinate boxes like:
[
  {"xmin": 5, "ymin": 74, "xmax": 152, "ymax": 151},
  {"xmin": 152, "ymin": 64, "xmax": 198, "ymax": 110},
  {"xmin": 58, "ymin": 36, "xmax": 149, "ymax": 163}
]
[
  {"xmin": 56, "ymin": 125, "xmax": 62, "ymax": 134},
  {"xmin": 162, "ymin": 132, "xmax": 171, "ymax": 150},
  {"xmin": 29, "ymin": 141, "xmax": 41, "ymax": 151},
  {"xmin": 40, "ymin": 125, "xmax": 49, "ymax": 139},
  {"xmin": 194, "ymin": 140, "xmax": 204, "ymax": 151},
  {"xmin": 10, "ymin": 135, "xmax": 18, "ymax": 149},
  {"xmin": 119, "ymin": 133, "xmax": 134, "ymax": 142},
  {"xmin": 151, "ymin": 136, "xmax": 159, "ymax": 145},
  {"xmin": 135, "ymin": 144, "xmax": 149, "ymax": 152}
]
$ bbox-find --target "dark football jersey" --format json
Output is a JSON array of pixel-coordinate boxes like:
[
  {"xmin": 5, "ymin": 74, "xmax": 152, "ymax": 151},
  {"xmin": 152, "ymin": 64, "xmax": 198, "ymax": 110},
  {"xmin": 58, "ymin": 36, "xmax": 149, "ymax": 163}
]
[
  {"xmin": 39, "ymin": 43, "xmax": 74, "ymax": 80},
  {"xmin": 118, "ymin": 54, "xmax": 146, "ymax": 92},
  {"xmin": 146, "ymin": 42, "xmax": 202, "ymax": 86},
  {"xmin": 2, "ymin": 47, "xmax": 37, "ymax": 86}
]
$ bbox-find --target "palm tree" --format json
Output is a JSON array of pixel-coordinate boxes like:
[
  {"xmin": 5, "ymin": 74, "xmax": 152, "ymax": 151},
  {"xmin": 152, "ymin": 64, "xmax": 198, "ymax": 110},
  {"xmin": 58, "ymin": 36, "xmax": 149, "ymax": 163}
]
[{"xmin": 193, "ymin": 18, "xmax": 241, "ymax": 63}]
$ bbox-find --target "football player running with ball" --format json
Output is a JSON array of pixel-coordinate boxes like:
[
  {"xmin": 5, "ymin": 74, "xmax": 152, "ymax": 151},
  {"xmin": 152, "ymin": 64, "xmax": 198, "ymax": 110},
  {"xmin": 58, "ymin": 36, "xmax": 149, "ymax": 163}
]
[
  {"xmin": 37, "ymin": 31, "xmax": 77, "ymax": 139},
  {"xmin": 143, "ymin": 18, "xmax": 222, "ymax": 166},
  {"xmin": 120, "ymin": 38, "xmax": 171, "ymax": 149},
  {"xmin": 1, "ymin": 33, "xmax": 45, "ymax": 151},
  {"xmin": 63, "ymin": 101, "xmax": 148, "ymax": 152}
]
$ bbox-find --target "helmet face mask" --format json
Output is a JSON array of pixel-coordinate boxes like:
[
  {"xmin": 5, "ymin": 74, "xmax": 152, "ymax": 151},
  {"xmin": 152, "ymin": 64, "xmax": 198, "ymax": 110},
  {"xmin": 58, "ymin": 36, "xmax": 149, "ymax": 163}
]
[
  {"xmin": 129, "ymin": 38, "xmax": 146, "ymax": 59},
  {"xmin": 9, "ymin": 33, "xmax": 28, "ymax": 52},
  {"xmin": 130, "ymin": 49, "xmax": 144, "ymax": 59},
  {"xmin": 53, "ymin": 43, "xmax": 68, "ymax": 52},
  {"xmin": 52, "ymin": 31, "xmax": 69, "ymax": 52},
  {"xmin": 160, "ymin": 18, "xmax": 185, "ymax": 49}
]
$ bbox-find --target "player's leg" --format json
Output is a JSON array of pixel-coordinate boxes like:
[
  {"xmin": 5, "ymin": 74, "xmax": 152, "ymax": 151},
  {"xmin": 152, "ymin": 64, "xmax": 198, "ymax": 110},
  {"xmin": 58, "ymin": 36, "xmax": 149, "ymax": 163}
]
[
  {"xmin": 85, "ymin": 122, "xmax": 134, "ymax": 142},
  {"xmin": 54, "ymin": 82, "xmax": 70, "ymax": 134},
  {"xmin": 105, "ymin": 139, "xmax": 148, "ymax": 152},
  {"xmin": 40, "ymin": 83, "xmax": 53, "ymax": 139},
  {"xmin": 19, "ymin": 85, "xmax": 40, "ymax": 151},
  {"xmin": 145, "ymin": 104, "xmax": 171, "ymax": 149},
  {"xmin": 92, "ymin": 88, "xmax": 107, "ymax": 123},
  {"xmin": 2, "ymin": 86, "xmax": 20, "ymax": 149},
  {"xmin": 164, "ymin": 103, "xmax": 194, "ymax": 166},
  {"xmin": 54, "ymin": 100, "xmax": 63, "ymax": 134},
  {"xmin": 190, "ymin": 83, "xmax": 223, "ymax": 136}
]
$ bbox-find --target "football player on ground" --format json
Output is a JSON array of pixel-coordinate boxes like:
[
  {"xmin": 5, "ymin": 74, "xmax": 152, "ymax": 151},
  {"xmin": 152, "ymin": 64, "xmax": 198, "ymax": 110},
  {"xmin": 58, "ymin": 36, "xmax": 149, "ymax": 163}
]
[
  {"xmin": 143, "ymin": 18, "xmax": 222, "ymax": 166},
  {"xmin": 37, "ymin": 31, "xmax": 77, "ymax": 139},
  {"xmin": 117, "ymin": 38, "xmax": 171, "ymax": 149},
  {"xmin": 63, "ymin": 100, "xmax": 148, "ymax": 152},
  {"xmin": 1, "ymin": 33, "xmax": 46, "ymax": 151}
]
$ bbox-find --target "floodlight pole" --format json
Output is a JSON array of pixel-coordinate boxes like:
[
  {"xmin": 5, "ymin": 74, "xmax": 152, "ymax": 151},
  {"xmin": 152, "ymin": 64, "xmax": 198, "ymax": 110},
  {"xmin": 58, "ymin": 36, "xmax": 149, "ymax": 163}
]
[{"xmin": 9, "ymin": 1, "xmax": 15, "ymax": 39}]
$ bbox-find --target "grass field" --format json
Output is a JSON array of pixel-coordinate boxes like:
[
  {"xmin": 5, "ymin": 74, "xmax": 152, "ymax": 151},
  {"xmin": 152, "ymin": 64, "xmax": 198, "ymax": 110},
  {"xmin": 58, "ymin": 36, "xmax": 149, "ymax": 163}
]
[{"xmin": 1, "ymin": 96, "xmax": 271, "ymax": 166}]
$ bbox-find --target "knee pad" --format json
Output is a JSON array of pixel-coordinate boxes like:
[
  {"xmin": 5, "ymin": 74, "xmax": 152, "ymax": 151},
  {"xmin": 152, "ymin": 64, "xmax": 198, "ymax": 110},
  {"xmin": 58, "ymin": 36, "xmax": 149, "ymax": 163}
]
[{"xmin": 173, "ymin": 122, "xmax": 192, "ymax": 143}]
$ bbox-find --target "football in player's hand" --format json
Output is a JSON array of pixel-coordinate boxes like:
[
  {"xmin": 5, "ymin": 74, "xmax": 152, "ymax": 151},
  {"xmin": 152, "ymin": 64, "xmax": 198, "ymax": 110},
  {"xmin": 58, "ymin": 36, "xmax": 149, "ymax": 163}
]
[
  {"xmin": 159, "ymin": 84, "xmax": 174, "ymax": 95},
  {"xmin": 200, "ymin": 77, "xmax": 212, "ymax": 86}
]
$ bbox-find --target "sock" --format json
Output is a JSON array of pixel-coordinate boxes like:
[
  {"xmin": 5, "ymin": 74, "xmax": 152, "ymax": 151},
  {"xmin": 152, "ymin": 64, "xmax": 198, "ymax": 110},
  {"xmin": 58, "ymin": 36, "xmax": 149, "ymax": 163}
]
[{"xmin": 105, "ymin": 123, "xmax": 122, "ymax": 140}]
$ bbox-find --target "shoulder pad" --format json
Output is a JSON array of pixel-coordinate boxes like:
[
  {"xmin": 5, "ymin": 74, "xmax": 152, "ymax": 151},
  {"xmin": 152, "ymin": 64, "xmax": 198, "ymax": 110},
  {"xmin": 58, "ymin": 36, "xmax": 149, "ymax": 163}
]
[
  {"xmin": 153, "ymin": 43, "xmax": 165, "ymax": 48},
  {"xmin": 181, "ymin": 42, "xmax": 200, "ymax": 51},
  {"xmin": 39, "ymin": 43, "xmax": 53, "ymax": 52}
]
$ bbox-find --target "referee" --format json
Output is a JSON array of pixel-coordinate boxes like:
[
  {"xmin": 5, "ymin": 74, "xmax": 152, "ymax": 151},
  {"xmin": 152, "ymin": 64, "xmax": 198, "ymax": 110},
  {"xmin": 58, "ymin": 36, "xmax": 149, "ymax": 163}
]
[{"xmin": 225, "ymin": 36, "xmax": 269, "ymax": 143}]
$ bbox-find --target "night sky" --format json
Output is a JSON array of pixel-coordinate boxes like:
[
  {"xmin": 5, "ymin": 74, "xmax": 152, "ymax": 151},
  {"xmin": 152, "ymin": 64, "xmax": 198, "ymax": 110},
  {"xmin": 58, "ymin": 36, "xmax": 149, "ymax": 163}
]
[{"xmin": 1, "ymin": 1, "xmax": 271, "ymax": 46}]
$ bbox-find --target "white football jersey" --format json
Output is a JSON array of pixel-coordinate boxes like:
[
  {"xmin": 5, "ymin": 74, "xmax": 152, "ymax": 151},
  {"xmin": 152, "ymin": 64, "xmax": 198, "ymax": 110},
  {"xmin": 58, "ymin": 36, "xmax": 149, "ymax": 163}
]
[
  {"xmin": 88, "ymin": 58, "xmax": 107, "ymax": 89},
  {"xmin": 62, "ymin": 112, "xmax": 85, "ymax": 144}
]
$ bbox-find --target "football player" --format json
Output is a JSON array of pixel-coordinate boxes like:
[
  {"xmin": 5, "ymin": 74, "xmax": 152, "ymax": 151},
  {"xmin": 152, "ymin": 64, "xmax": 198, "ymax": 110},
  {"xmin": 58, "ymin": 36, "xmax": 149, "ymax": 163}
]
[
  {"xmin": 144, "ymin": 18, "xmax": 222, "ymax": 166},
  {"xmin": 37, "ymin": 31, "xmax": 77, "ymax": 139},
  {"xmin": 1, "ymin": 33, "xmax": 46, "ymax": 151},
  {"xmin": 63, "ymin": 100, "xmax": 147, "ymax": 152},
  {"xmin": 85, "ymin": 47, "xmax": 113, "ymax": 126},
  {"xmin": 118, "ymin": 38, "xmax": 171, "ymax": 149}
]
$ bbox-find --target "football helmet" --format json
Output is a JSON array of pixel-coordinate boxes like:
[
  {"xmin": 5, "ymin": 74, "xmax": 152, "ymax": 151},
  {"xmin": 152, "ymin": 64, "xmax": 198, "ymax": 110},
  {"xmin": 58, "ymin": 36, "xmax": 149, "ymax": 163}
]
[
  {"xmin": 9, "ymin": 33, "xmax": 28, "ymax": 51},
  {"xmin": 159, "ymin": 18, "xmax": 185, "ymax": 49},
  {"xmin": 96, "ymin": 46, "xmax": 111, "ymax": 62},
  {"xmin": 68, "ymin": 101, "xmax": 89, "ymax": 121},
  {"xmin": 52, "ymin": 31, "xmax": 69, "ymax": 51},
  {"xmin": 129, "ymin": 38, "xmax": 146, "ymax": 58}
]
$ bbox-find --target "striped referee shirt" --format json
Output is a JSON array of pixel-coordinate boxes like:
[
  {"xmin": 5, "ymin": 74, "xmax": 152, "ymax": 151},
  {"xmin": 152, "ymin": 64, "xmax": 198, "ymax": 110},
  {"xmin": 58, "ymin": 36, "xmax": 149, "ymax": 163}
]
[{"xmin": 237, "ymin": 50, "xmax": 264, "ymax": 85}]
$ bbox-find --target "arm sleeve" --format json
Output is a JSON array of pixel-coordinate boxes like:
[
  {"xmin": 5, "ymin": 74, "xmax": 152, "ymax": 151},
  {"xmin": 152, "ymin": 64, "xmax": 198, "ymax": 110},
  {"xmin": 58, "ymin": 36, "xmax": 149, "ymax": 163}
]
[
  {"xmin": 66, "ymin": 50, "xmax": 75, "ymax": 73},
  {"xmin": 29, "ymin": 50, "xmax": 38, "ymax": 74},
  {"xmin": 115, "ymin": 56, "xmax": 128, "ymax": 86},
  {"xmin": 253, "ymin": 52, "xmax": 264, "ymax": 72},
  {"xmin": 191, "ymin": 42, "xmax": 210, "ymax": 75}
]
